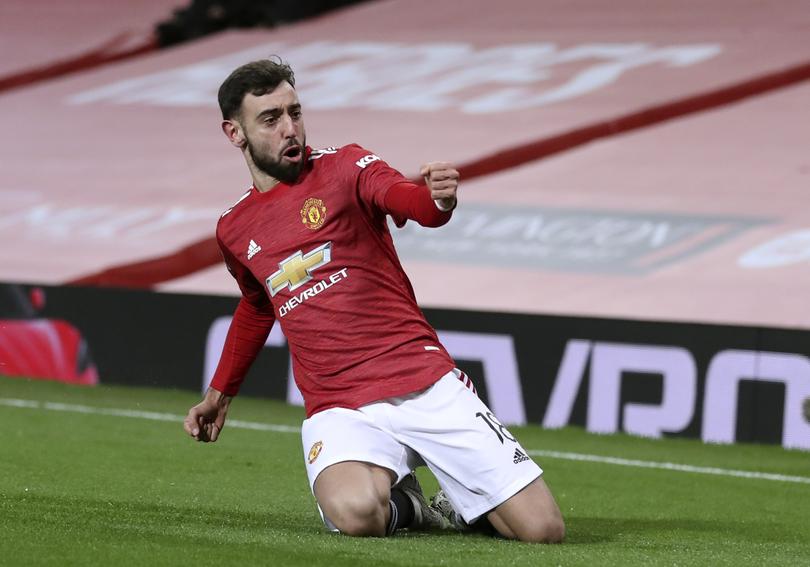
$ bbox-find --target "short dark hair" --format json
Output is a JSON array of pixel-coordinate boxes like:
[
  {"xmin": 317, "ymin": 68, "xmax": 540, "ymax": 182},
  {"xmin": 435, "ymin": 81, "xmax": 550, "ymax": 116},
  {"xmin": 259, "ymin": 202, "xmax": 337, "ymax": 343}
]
[{"xmin": 218, "ymin": 57, "xmax": 296, "ymax": 120}]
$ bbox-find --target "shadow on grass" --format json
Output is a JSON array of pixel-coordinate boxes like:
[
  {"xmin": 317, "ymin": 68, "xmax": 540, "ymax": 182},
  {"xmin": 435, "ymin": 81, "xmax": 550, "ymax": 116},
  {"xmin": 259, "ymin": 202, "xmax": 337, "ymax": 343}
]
[{"xmin": 564, "ymin": 515, "xmax": 787, "ymax": 545}]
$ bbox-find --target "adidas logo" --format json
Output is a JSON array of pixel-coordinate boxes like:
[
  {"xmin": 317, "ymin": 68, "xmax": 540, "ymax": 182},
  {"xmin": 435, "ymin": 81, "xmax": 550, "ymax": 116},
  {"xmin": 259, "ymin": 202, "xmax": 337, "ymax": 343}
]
[
  {"xmin": 247, "ymin": 239, "xmax": 262, "ymax": 260},
  {"xmin": 513, "ymin": 448, "xmax": 529, "ymax": 464}
]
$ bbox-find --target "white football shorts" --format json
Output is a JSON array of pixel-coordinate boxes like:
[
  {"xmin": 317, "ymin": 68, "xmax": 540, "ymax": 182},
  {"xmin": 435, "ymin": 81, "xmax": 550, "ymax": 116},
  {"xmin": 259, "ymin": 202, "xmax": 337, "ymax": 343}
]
[{"xmin": 300, "ymin": 369, "xmax": 543, "ymax": 524}]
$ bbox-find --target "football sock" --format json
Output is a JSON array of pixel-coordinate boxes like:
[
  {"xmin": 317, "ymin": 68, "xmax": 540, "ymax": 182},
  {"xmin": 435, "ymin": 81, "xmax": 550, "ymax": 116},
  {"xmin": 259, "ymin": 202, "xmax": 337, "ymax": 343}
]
[{"xmin": 387, "ymin": 488, "xmax": 415, "ymax": 535}]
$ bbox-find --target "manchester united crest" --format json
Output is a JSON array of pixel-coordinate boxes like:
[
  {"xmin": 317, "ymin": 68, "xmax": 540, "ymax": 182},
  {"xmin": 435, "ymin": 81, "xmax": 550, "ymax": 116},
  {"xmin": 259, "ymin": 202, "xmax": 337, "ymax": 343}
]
[
  {"xmin": 308, "ymin": 440, "xmax": 324, "ymax": 464},
  {"xmin": 300, "ymin": 197, "xmax": 327, "ymax": 230}
]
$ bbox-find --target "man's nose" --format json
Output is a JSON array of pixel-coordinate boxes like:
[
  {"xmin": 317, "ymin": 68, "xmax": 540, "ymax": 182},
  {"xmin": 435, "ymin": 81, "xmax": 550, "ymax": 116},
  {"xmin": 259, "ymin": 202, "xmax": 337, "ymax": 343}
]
[{"xmin": 281, "ymin": 114, "xmax": 296, "ymax": 138}]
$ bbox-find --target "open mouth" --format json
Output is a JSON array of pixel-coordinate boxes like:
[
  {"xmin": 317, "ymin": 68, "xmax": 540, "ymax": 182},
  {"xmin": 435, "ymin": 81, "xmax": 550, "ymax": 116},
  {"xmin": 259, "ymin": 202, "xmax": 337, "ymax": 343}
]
[{"xmin": 282, "ymin": 145, "xmax": 302, "ymax": 162}]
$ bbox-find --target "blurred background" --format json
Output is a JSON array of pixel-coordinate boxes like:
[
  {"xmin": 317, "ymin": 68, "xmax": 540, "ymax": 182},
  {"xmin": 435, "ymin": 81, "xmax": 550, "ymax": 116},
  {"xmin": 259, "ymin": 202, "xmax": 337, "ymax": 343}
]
[{"xmin": 1, "ymin": 0, "xmax": 809, "ymax": 448}]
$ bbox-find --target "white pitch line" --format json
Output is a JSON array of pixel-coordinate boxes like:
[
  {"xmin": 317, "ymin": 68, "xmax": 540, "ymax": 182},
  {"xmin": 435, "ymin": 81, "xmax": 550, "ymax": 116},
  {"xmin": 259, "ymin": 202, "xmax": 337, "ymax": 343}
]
[
  {"xmin": 527, "ymin": 449, "xmax": 810, "ymax": 485},
  {"xmin": 2, "ymin": 397, "xmax": 809, "ymax": 485},
  {"xmin": 0, "ymin": 397, "xmax": 300, "ymax": 433}
]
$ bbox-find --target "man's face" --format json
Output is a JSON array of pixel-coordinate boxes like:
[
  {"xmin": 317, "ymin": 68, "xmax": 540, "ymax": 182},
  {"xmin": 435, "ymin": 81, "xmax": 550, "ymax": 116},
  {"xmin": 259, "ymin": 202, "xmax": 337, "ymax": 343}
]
[{"xmin": 238, "ymin": 81, "xmax": 307, "ymax": 184}]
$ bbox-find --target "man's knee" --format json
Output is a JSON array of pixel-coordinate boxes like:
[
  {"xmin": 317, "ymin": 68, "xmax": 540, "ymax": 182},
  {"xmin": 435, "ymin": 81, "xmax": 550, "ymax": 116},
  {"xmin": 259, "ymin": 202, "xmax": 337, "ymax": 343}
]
[
  {"xmin": 315, "ymin": 464, "xmax": 392, "ymax": 537},
  {"xmin": 517, "ymin": 515, "xmax": 565, "ymax": 544},
  {"xmin": 321, "ymin": 489, "xmax": 389, "ymax": 536},
  {"xmin": 320, "ymin": 493, "xmax": 386, "ymax": 536},
  {"xmin": 490, "ymin": 507, "xmax": 566, "ymax": 543},
  {"xmin": 489, "ymin": 476, "xmax": 565, "ymax": 543}
]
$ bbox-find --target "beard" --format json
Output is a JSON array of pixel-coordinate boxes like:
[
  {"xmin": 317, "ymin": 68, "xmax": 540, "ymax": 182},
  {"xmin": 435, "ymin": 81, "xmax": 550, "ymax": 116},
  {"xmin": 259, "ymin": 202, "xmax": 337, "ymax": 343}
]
[{"xmin": 246, "ymin": 135, "xmax": 306, "ymax": 184}]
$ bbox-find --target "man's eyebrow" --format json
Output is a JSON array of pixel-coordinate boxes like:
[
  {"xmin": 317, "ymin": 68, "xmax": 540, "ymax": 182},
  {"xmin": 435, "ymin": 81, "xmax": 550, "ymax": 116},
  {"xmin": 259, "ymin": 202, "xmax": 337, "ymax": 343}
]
[
  {"xmin": 255, "ymin": 103, "xmax": 301, "ymax": 120},
  {"xmin": 256, "ymin": 107, "xmax": 282, "ymax": 120}
]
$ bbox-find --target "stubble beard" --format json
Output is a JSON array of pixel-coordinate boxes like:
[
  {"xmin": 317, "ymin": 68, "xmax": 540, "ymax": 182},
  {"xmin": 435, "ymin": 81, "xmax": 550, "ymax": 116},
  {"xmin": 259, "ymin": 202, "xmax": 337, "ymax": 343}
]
[{"xmin": 247, "ymin": 136, "xmax": 306, "ymax": 184}]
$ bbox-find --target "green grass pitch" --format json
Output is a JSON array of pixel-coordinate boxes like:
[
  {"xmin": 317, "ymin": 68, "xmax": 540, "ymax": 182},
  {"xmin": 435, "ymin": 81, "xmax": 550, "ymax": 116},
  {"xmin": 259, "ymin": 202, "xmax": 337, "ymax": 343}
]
[{"xmin": 1, "ymin": 376, "xmax": 808, "ymax": 566}]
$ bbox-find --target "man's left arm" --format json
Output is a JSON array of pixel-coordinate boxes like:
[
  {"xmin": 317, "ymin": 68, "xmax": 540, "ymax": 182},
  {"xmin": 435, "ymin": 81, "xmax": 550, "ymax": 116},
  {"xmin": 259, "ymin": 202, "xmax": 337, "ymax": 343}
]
[
  {"xmin": 351, "ymin": 146, "xmax": 459, "ymax": 227},
  {"xmin": 376, "ymin": 162, "xmax": 460, "ymax": 228}
]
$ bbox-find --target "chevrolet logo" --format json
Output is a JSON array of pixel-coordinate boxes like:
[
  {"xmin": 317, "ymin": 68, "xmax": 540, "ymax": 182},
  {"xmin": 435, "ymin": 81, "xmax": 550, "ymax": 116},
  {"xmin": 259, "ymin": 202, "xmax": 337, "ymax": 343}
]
[{"xmin": 266, "ymin": 242, "xmax": 332, "ymax": 297}]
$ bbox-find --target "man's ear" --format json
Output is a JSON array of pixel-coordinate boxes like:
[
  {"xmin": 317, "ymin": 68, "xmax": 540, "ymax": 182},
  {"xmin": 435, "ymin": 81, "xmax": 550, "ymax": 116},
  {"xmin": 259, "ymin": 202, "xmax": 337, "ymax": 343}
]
[{"xmin": 222, "ymin": 119, "xmax": 246, "ymax": 149}]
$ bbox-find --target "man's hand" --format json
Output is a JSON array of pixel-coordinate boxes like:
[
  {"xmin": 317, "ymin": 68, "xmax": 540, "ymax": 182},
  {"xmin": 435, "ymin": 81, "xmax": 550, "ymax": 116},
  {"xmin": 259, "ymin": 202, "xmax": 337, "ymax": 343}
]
[
  {"xmin": 420, "ymin": 162, "xmax": 459, "ymax": 211},
  {"xmin": 183, "ymin": 387, "xmax": 232, "ymax": 442}
]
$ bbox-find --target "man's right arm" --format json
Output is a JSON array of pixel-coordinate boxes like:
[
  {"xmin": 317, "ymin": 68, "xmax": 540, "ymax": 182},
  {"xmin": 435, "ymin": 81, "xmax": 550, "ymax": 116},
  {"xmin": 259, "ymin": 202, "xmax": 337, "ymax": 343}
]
[
  {"xmin": 210, "ymin": 235, "xmax": 276, "ymax": 395},
  {"xmin": 209, "ymin": 297, "xmax": 276, "ymax": 396},
  {"xmin": 184, "ymin": 298, "xmax": 274, "ymax": 442},
  {"xmin": 184, "ymin": 237, "xmax": 275, "ymax": 441}
]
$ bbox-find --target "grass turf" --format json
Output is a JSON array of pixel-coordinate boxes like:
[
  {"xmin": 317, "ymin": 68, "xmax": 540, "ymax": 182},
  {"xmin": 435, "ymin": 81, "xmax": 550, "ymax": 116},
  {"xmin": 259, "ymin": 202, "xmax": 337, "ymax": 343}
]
[{"xmin": 1, "ymin": 376, "xmax": 808, "ymax": 566}]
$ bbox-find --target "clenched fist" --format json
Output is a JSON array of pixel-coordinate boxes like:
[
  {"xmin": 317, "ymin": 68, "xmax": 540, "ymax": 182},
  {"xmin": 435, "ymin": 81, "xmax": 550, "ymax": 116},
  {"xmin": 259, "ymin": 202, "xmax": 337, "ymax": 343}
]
[{"xmin": 420, "ymin": 162, "xmax": 459, "ymax": 211}]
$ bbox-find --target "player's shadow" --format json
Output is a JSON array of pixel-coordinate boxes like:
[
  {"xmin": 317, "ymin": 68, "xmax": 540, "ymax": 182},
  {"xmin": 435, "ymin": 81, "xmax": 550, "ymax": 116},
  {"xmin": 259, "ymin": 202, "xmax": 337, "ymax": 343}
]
[
  {"xmin": 564, "ymin": 516, "xmax": 767, "ymax": 545},
  {"xmin": 395, "ymin": 516, "xmax": 744, "ymax": 544}
]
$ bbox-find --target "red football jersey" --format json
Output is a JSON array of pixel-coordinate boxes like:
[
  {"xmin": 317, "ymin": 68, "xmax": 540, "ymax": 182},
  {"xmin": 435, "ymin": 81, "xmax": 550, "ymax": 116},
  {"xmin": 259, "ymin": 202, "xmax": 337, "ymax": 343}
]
[{"xmin": 213, "ymin": 144, "xmax": 456, "ymax": 416}]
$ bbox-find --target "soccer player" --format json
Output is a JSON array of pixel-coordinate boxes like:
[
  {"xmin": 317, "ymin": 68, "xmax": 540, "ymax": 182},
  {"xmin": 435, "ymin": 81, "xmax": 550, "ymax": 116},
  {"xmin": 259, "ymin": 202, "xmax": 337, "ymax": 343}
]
[{"xmin": 183, "ymin": 58, "xmax": 565, "ymax": 543}]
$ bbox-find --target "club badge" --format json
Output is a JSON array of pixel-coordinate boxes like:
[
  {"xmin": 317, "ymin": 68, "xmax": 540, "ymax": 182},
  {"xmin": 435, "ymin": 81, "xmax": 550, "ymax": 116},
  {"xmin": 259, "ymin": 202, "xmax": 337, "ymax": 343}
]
[
  {"xmin": 301, "ymin": 198, "xmax": 327, "ymax": 230},
  {"xmin": 308, "ymin": 441, "xmax": 324, "ymax": 464}
]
